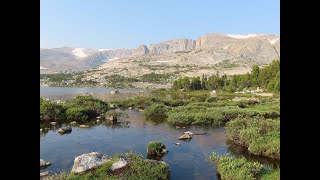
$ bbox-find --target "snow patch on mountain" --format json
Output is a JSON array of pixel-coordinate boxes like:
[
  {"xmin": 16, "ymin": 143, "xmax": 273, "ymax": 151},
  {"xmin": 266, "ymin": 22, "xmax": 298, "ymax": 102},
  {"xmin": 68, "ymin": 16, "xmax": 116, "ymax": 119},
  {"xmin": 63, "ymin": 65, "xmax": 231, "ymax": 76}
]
[
  {"xmin": 269, "ymin": 38, "xmax": 279, "ymax": 45},
  {"xmin": 72, "ymin": 48, "xmax": 88, "ymax": 58},
  {"xmin": 226, "ymin": 34, "xmax": 258, "ymax": 39}
]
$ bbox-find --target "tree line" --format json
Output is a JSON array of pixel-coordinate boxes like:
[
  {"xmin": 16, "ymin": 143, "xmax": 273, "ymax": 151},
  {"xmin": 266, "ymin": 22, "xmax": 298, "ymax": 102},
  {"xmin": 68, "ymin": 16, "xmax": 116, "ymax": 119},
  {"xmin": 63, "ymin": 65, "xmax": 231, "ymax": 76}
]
[{"xmin": 172, "ymin": 60, "xmax": 280, "ymax": 93}]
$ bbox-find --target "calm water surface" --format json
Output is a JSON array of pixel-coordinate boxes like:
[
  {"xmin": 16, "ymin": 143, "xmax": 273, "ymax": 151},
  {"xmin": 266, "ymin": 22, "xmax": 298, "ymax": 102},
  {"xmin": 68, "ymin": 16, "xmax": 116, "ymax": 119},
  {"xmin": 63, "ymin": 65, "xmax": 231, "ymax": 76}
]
[
  {"xmin": 40, "ymin": 87, "xmax": 279, "ymax": 179},
  {"xmin": 40, "ymin": 87, "xmax": 148, "ymax": 101}
]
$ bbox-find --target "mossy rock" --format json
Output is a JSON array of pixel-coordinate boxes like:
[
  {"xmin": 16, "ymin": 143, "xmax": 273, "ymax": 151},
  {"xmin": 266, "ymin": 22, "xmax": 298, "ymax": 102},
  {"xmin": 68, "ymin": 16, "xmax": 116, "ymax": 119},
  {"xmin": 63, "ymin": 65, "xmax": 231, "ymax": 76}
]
[{"xmin": 147, "ymin": 142, "xmax": 168, "ymax": 155}]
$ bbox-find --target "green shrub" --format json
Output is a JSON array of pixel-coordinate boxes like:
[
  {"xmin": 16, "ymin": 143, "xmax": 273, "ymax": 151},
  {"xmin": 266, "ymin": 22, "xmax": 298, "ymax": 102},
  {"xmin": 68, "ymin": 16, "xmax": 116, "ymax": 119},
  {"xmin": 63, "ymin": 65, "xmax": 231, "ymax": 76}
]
[
  {"xmin": 140, "ymin": 73, "xmax": 173, "ymax": 83},
  {"xmin": 147, "ymin": 142, "xmax": 167, "ymax": 155},
  {"xmin": 111, "ymin": 96, "xmax": 189, "ymax": 109},
  {"xmin": 68, "ymin": 153, "xmax": 170, "ymax": 180},
  {"xmin": 167, "ymin": 111, "xmax": 225, "ymax": 126},
  {"xmin": 260, "ymin": 168, "xmax": 280, "ymax": 180},
  {"xmin": 209, "ymin": 152, "xmax": 263, "ymax": 180},
  {"xmin": 166, "ymin": 102, "xmax": 279, "ymax": 126},
  {"xmin": 226, "ymin": 117, "xmax": 280, "ymax": 159},
  {"xmin": 206, "ymin": 96, "xmax": 218, "ymax": 102},
  {"xmin": 65, "ymin": 107, "xmax": 89, "ymax": 122},
  {"xmin": 144, "ymin": 104, "xmax": 168, "ymax": 122},
  {"xmin": 121, "ymin": 153, "xmax": 170, "ymax": 180},
  {"xmin": 67, "ymin": 95, "xmax": 108, "ymax": 117},
  {"xmin": 40, "ymin": 98, "xmax": 66, "ymax": 120}
]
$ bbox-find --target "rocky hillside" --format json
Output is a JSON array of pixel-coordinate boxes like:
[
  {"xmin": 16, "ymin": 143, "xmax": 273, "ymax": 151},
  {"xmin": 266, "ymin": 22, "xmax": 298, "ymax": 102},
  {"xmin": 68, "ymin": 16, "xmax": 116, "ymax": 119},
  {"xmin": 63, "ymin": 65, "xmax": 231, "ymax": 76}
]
[{"xmin": 40, "ymin": 33, "xmax": 279, "ymax": 74}]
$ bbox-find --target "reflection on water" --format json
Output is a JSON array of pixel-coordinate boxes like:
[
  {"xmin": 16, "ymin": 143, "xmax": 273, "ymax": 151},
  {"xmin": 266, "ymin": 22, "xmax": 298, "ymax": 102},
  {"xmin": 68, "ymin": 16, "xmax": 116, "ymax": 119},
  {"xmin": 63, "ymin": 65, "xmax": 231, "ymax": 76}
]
[
  {"xmin": 40, "ymin": 87, "xmax": 148, "ymax": 101},
  {"xmin": 226, "ymin": 140, "xmax": 280, "ymax": 168},
  {"xmin": 40, "ymin": 87, "xmax": 279, "ymax": 179},
  {"xmin": 40, "ymin": 87, "xmax": 206, "ymax": 101},
  {"xmin": 41, "ymin": 110, "xmax": 228, "ymax": 179}
]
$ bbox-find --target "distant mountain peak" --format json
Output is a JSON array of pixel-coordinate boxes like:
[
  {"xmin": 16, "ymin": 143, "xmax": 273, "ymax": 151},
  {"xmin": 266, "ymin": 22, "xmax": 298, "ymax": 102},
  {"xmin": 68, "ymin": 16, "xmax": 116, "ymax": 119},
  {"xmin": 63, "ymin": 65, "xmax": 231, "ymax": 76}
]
[{"xmin": 40, "ymin": 33, "xmax": 279, "ymax": 73}]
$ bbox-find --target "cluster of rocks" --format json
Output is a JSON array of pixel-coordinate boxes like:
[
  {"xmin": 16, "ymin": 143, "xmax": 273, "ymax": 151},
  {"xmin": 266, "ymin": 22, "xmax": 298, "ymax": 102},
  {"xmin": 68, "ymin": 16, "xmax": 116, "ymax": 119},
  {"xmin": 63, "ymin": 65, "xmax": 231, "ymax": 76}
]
[
  {"xmin": 70, "ymin": 151, "xmax": 168, "ymax": 176},
  {"xmin": 41, "ymin": 140, "xmax": 173, "ymax": 178},
  {"xmin": 40, "ymin": 159, "xmax": 51, "ymax": 178}
]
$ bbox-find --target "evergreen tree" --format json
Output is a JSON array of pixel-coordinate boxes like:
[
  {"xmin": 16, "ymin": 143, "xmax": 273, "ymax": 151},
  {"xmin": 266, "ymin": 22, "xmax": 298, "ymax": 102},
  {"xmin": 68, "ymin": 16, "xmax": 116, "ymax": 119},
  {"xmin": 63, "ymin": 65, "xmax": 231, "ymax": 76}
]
[
  {"xmin": 191, "ymin": 77, "xmax": 202, "ymax": 90},
  {"xmin": 201, "ymin": 74, "xmax": 208, "ymax": 90}
]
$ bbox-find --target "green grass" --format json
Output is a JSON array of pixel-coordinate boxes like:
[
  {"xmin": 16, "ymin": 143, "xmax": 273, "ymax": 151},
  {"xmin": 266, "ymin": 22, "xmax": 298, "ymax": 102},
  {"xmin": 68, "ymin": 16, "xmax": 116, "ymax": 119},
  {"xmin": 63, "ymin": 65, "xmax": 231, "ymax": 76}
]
[
  {"xmin": 42, "ymin": 171, "xmax": 69, "ymax": 180},
  {"xmin": 122, "ymin": 153, "xmax": 170, "ymax": 180},
  {"xmin": 40, "ymin": 96, "xmax": 109, "ymax": 122},
  {"xmin": 110, "ymin": 96, "xmax": 190, "ymax": 109},
  {"xmin": 144, "ymin": 103, "xmax": 168, "ymax": 122},
  {"xmin": 152, "ymin": 89, "xmax": 211, "ymax": 96},
  {"xmin": 260, "ymin": 168, "xmax": 280, "ymax": 180},
  {"xmin": 209, "ymin": 152, "xmax": 279, "ymax": 180},
  {"xmin": 65, "ymin": 153, "xmax": 170, "ymax": 180},
  {"xmin": 209, "ymin": 152, "xmax": 263, "ymax": 180},
  {"xmin": 105, "ymin": 74, "xmax": 139, "ymax": 88},
  {"xmin": 147, "ymin": 142, "xmax": 167, "ymax": 155},
  {"xmin": 68, "ymin": 158, "xmax": 117, "ymax": 180},
  {"xmin": 166, "ymin": 102, "xmax": 280, "ymax": 126},
  {"xmin": 226, "ymin": 117, "xmax": 280, "ymax": 159}
]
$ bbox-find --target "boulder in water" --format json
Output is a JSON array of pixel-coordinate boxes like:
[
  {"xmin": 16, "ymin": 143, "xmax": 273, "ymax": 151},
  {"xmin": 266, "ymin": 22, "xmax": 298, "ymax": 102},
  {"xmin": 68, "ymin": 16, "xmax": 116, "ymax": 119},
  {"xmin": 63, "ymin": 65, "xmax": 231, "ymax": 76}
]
[
  {"xmin": 40, "ymin": 159, "xmax": 51, "ymax": 169},
  {"xmin": 79, "ymin": 125, "xmax": 90, "ymax": 128},
  {"xmin": 178, "ymin": 133, "xmax": 192, "ymax": 140},
  {"xmin": 58, "ymin": 126, "xmax": 72, "ymax": 134},
  {"xmin": 184, "ymin": 131, "xmax": 194, "ymax": 136}
]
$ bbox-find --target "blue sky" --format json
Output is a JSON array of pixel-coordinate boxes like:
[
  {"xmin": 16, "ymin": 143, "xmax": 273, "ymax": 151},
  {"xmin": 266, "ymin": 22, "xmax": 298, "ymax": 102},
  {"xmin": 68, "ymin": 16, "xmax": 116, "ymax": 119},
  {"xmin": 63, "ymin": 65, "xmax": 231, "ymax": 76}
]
[{"xmin": 40, "ymin": 0, "xmax": 280, "ymax": 49}]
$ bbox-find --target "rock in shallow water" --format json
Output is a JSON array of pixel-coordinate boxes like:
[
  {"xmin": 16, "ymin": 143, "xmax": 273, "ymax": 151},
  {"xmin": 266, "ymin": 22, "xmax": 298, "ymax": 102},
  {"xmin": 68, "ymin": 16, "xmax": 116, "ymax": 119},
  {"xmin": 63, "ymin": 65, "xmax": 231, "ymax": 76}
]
[
  {"xmin": 40, "ymin": 159, "xmax": 51, "ymax": 168},
  {"xmin": 58, "ymin": 126, "xmax": 72, "ymax": 134},
  {"xmin": 178, "ymin": 133, "xmax": 192, "ymax": 140},
  {"xmin": 184, "ymin": 131, "xmax": 194, "ymax": 136},
  {"xmin": 40, "ymin": 171, "xmax": 49, "ymax": 177},
  {"xmin": 79, "ymin": 125, "xmax": 90, "ymax": 128},
  {"xmin": 110, "ymin": 158, "xmax": 128, "ymax": 171},
  {"xmin": 71, "ymin": 152, "xmax": 110, "ymax": 174}
]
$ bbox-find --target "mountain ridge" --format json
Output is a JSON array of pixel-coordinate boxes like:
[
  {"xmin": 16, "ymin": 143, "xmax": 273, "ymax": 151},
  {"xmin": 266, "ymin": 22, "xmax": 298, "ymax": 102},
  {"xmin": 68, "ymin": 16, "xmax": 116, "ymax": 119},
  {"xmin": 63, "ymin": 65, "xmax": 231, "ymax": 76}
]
[{"xmin": 40, "ymin": 33, "xmax": 280, "ymax": 74}]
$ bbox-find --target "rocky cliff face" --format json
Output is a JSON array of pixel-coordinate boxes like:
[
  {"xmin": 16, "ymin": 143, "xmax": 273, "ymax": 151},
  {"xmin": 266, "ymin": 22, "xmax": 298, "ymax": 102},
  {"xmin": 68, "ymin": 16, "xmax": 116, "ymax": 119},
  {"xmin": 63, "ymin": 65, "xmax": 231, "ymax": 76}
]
[
  {"xmin": 132, "ymin": 45, "xmax": 149, "ymax": 56},
  {"xmin": 148, "ymin": 39, "xmax": 196, "ymax": 54},
  {"xmin": 40, "ymin": 34, "xmax": 279, "ymax": 73}
]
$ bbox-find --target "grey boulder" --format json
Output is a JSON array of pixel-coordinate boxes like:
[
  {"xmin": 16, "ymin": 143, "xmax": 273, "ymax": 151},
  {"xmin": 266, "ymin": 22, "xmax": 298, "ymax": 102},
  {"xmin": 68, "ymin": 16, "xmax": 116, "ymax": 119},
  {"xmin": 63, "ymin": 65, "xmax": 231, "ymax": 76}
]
[{"xmin": 71, "ymin": 152, "xmax": 110, "ymax": 174}]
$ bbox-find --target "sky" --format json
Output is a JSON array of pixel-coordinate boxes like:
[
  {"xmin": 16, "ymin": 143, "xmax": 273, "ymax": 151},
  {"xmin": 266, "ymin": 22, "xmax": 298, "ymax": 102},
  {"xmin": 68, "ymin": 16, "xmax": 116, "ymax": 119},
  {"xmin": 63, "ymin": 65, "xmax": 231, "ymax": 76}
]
[{"xmin": 40, "ymin": 0, "xmax": 280, "ymax": 49}]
